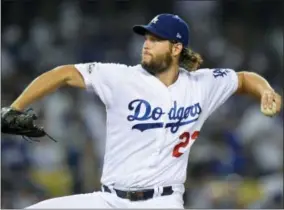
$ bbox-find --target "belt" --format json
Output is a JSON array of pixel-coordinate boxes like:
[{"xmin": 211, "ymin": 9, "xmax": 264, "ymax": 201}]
[{"xmin": 102, "ymin": 185, "xmax": 174, "ymax": 201}]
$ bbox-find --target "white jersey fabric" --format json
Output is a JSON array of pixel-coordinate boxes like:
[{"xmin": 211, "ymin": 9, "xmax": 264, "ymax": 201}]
[{"xmin": 74, "ymin": 63, "xmax": 238, "ymax": 191}]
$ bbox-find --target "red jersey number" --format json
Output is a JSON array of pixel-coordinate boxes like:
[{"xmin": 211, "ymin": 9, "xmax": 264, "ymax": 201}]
[{"xmin": 172, "ymin": 131, "xmax": 200, "ymax": 158}]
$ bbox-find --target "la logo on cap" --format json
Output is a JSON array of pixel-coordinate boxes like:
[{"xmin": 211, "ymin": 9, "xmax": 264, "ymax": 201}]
[{"xmin": 151, "ymin": 16, "xmax": 159, "ymax": 24}]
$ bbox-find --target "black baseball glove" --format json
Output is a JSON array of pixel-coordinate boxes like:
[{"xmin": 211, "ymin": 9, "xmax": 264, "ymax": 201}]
[{"xmin": 1, "ymin": 107, "xmax": 56, "ymax": 142}]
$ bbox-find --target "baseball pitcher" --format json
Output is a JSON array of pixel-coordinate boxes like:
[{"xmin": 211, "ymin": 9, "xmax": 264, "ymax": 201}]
[{"xmin": 1, "ymin": 14, "xmax": 282, "ymax": 209}]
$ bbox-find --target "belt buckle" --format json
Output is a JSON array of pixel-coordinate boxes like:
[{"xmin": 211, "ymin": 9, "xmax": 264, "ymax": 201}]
[
  {"xmin": 126, "ymin": 191, "xmax": 144, "ymax": 201},
  {"xmin": 136, "ymin": 191, "xmax": 144, "ymax": 199}
]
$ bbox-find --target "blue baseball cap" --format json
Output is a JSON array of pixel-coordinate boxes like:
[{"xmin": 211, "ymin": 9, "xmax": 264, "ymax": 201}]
[{"xmin": 133, "ymin": 13, "xmax": 190, "ymax": 47}]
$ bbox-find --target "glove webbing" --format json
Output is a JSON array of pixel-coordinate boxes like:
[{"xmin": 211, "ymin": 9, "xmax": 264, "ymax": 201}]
[{"xmin": 22, "ymin": 108, "xmax": 58, "ymax": 143}]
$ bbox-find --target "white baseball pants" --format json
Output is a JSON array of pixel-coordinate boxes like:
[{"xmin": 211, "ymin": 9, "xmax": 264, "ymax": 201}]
[{"xmin": 26, "ymin": 187, "xmax": 184, "ymax": 209}]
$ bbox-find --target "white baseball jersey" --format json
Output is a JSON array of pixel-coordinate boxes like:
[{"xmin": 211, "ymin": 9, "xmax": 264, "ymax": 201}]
[{"xmin": 74, "ymin": 63, "xmax": 238, "ymax": 191}]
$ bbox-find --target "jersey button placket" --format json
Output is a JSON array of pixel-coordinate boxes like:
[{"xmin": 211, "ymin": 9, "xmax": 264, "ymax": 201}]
[
  {"xmin": 150, "ymin": 117, "xmax": 165, "ymax": 167},
  {"xmin": 166, "ymin": 87, "xmax": 176, "ymax": 144},
  {"xmin": 150, "ymin": 91, "xmax": 168, "ymax": 167},
  {"xmin": 154, "ymin": 89, "xmax": 172, "ymax": 166}
]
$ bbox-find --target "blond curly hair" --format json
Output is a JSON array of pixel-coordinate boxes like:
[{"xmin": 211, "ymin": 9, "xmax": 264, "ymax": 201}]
[{"xmin": 179, "ymin": 48, "xmax": 203, "ymax": 71}]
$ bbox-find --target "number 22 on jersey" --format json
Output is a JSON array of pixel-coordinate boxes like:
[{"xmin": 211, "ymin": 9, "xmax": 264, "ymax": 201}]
[{"xmin": 172, "ymin": 131, "xmax": 200, "ymax": 158}]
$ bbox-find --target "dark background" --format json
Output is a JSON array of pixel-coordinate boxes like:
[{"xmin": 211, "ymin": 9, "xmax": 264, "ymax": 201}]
[{"xmin": 1, "ymin": 0, "xmax": 283, "ymax": 208}]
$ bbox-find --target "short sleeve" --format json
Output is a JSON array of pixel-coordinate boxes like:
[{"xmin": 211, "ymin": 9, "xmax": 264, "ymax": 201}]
[
  {"xmin": 201, "ymin": 68, "xmax": 239, "ymax": 115},
  {"xmin": 74, "ymin": 62, "xmax": 126, "ymax": 107}
]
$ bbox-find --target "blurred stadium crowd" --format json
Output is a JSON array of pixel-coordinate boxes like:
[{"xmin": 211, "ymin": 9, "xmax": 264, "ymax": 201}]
[{"xmin": 1, "ymin": 0, "xmax": 283, "ymax": 208}]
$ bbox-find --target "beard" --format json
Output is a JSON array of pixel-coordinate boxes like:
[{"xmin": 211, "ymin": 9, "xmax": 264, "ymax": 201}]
[{"xmin": 141, "ymin": 51, "xmax": 173, "ymax": 75}]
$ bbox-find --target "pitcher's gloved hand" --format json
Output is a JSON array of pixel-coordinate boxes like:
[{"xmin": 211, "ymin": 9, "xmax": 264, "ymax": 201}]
[{"xmin": 1, "ymin": 107, "xmax": 57, "ymax": 142}]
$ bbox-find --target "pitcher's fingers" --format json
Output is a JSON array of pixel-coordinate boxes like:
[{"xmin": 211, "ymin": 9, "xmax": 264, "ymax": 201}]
[
  {"xmin": 274, "ymin": 94, "xmax": 282, "ymax": 112},
  {"xmin": 267, "ymin": 92, "xmax": 274, "ymax": 109},
  {"xmin": 262, "ymin": 92, "xmax": 269, "ymax": 109}
]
